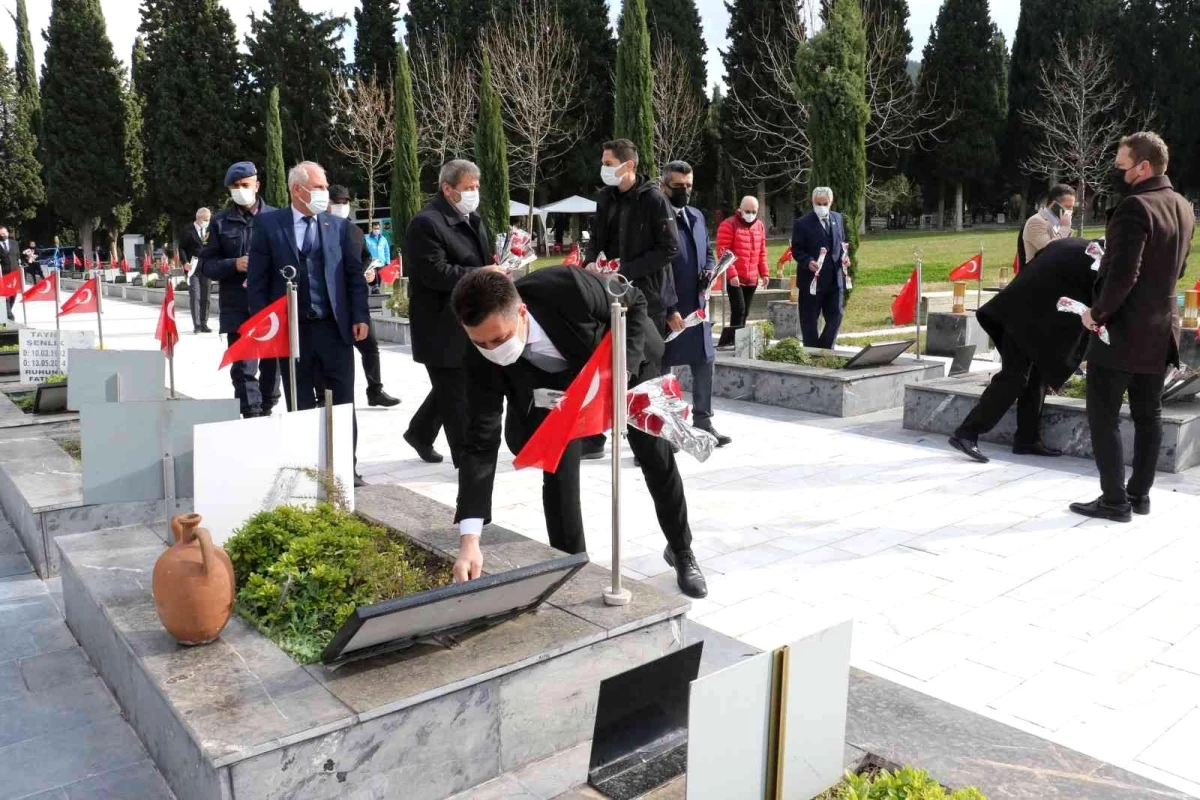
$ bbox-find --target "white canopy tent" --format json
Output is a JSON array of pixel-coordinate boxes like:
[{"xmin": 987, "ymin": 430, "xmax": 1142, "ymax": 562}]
[
  {"xmin": 509, "ymin": 200, "xmax": 548, "ymax": 223},
  {"xmin": 541, "ymin": 195, "xmax": 597, "ymax": 215}
]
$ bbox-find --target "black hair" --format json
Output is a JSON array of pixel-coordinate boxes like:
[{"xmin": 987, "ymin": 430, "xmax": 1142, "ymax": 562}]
[
  {"xmin": 452, "ymin": 269, "xmax": 519, "ymax": 327},
  {"xmin": 602, "ymin": 138, "xmax": 639, "ymax": 166},
  {"xmin": 1047, "ymin": 184, "xmax": 1076, "ymax": 204},
  {"xmin": 328, "ymin": 184, "xmax": 350, "ymax": 202}
]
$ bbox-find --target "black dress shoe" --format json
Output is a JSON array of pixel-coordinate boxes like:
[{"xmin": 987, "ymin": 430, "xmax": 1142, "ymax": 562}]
[
  {"xmin": 1128, "ymin": 493, "xmax": 1150, "ymax": 515},
  {"xmin": 1069, "ymin": 496, "xmax": 1132, "ymax": 523},
  {"xmin": 353, "ymin": 473, "xmax": 366, "ymax": 488},
  {"xmin": 663, "ymin": 546, "xmax": 708, "ymax": 598},
  {"xmin": 580, "ymin": 439, "xmax": 606, "ymax": 460},
  {"xmin": 948, "ymin": 435, "xmax": 989, "ymax": 463},
  {"xmin": 696, "ymin": 424, "xmax": 732, "ymax": 447},
  {"xmin": 1013, "ymin": 442, "xmax": 1062, "ymax": 457},
  {"xmin": 403, "ymin": 430, "xmax": 444, "ymax": 463},
  {"xmin": 367, "ymin": 390, "xmax": 400, "ymax": 407}
]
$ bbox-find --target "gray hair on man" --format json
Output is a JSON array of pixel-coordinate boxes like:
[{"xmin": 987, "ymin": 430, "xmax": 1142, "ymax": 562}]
[
  {"xmin": 288, "ymin": 161, "xmax": 326, "ymax": 188},
  {"xmin": 812, "ymin": 186, "xmax": 834, "ymax": 202},
  {"xmin": 739, "ymin": 195, "xmax": 759, "ymax": 212},
  {"xmin": 662, "ymin": 160, "xmax": 692, "ymax": 180},
  {"xmin": 439, "ymin": 159, "xmax": 481, "ymax": 188},
  {"xmin": 195, "ymin": 207, "xmax": 210, "ymax": 221}
]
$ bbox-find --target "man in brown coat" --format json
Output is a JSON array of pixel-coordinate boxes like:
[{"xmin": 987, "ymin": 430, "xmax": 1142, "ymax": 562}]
[{"xmin": 1071, "ymin": 132, "xmax": 1195, "ymax": 522}]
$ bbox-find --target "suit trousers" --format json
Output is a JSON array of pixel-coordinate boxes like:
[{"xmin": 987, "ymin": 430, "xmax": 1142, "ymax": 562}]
[
  {"xmin": 954, "ymin": 337, "xmax": 1045, "ymax": 446},
  {"xmin": 686, "ymin": 360, "xmax": 714, "ymax": 425},
  {"xmin": 355, "ymin": 321, "xmax": 383, "ymax": 394},
  {"xmin": 406, "ymin": 365, "xmax": 468, "ymax": 466},
  {"xmin": 278, "ymin": 318, "xmax": 358, "ymax": 464},
  {"xmin": 189, "ymin": 274, "xmax": 211, "ymax": 330},
  {"xmin": 1087, "ymin": 364, "xmax": 1163, "ymax": 503},
  {"xmin": 543, "ymin": 427, "xmax": 693, "ymax": 556},
  {"xmin": 717, "ymin": 285, "xmax": 757, "ymax": 347},
  {"xmin": 226, "ymin": 331, "xmax": 281, "ymax": 417},
  {"xmin": 799, "ymin": 283, "xmax": 843, "ymax": 349}
]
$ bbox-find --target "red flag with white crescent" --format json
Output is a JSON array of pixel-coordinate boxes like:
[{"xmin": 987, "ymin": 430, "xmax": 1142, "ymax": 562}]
[
  {"xmin": 142, "ymin": 252, "xmax": 152, "ymax": 273},
  {"xmin": 948, "ymin": 253, "xmax": 982, "ymax": 282},
  {"xmin": 563, "ymin": 243, "xmax": 582, "ymax": 267},
  {"xmin": 218, "ymin": 295, "xmax": 290, "ymax": 369},
  {"xmin": 379, "ymin": 259, "xmax": 400, "ymax": 285},
  {"xmin": 59, "ymin": 277, "xmax": 99, "ymax": 317},
  {"xmin": 0, "ymin": 270, "xmax": 22, "ymax": 298},
  {"xmin": 72, "ymin": 252, "xmax": 82, "ymax": 268},
  {"xmin": 513, "ymin": 332, "xmax": 613, "ymax": 473},
  {"xmin": 891, "ymin": 266, "xmax": 919, "ymax": 325},
  {"xmin": 156, "ymin": 282, "xmax": 179, "ymax": 358},
  {"xmin": 21, "ymin": 272, "xmax": 57, "ymax": 303}
]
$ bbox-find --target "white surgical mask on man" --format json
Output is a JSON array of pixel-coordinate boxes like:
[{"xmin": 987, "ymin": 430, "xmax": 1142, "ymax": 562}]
[
  {"xmin": 305, "ymin": 189, "xmax": 330, "ymax": 215},
  {"xmin": 329, "ymin": 203, "xmax": 351, "ymax": 219},
  {"xmin": 454, "ymin": 190, "xmax": 480, "ymax": 215},
  {"xmin": 741, "ymin": 211, "xmax": 757, "ymax": 224},
  {"xmin": 813, "ymin": 204, "xmax": 830, "ymax": 220},
  {"xmin": 600, "ymin": 165, "xmax": 622, "ymax": 187},
  {"xmin": 475, "ymin": 332, "xmax": 524, "ymax": 366},
  {"xmin": 230, "ymin": 187, "xmax": 256, "ymax": 207}
]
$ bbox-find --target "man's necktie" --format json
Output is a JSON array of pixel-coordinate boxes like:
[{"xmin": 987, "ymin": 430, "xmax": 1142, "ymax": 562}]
[
  {"xmin": 301, "ymin": 216, "xmax": 315, "ymax": 256},
  {"xmin": 523, "ymin": 346, "xmax": 568, "ymax": 373}
]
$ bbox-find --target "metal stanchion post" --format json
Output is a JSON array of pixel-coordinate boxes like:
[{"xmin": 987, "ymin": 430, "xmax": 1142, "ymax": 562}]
[
  {"xmin": 977, "ymin": 240, "xmax": 984, "ymax": 311},
  {"xmin": 914, "ymin": 250, "xmax": 923, "ymax": 361},
  {"xmin": 282, "ymin": 266, "xmax": 300, "ymax": 412},
  {"xmin": 603, "ymin": 293, "xmax": 632, "ymax": 607},
  {"xmin": 95, "ymin": 270, "xmax": 105, "ymax": 350}
]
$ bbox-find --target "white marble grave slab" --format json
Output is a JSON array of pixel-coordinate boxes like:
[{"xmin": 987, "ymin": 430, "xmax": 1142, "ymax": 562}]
[
  {"xmin": 19, "ymin": 328, "xmax": 94, "ymax": 384},
  {"xmin": 780, "ymin": 619, "xmax": 853, "ymax": 800},
  {"xmin": 687, "ymin": 650, "xmax": 773, "ymax": 800},
  {"xmin": 67, "ymin": 348, "xmax": 165, "ymax": 410},
  {"xmin": 193, "ymin": 404, "xmax": 356, "ymax": 544}
]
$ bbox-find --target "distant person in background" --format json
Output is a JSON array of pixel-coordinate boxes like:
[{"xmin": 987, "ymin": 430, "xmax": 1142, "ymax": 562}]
[
  {"xmin": 179, "ymin": 207, "xmax": 213, "ymax": 333},
  {"xmin": 0, "ymin": 228, "xmax": 18, "ymax": 320},
  {"xmin": 715, "ymin": 195, "xmax": 769, "ymax": 349},
  {"xmin": 791, "ymin": 186, "xmax": 847, "ymax": 348},
  {"xmin": 21, "ymin": 239, "xmax": 42, "ymax": 284},
  {"xmin": 365, "ymin": 220, "xmax": 390, "ymax": 266},
  {"xmin": 1019, "ymin": 184, "xmax": 1075, "ymax": 269}
]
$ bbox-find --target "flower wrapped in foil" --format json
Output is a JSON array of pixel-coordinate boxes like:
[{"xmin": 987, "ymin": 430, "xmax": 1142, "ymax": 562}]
[
  {"xmin": 1057, "ymin": 296, "xmax": 1110, "ymax": 344},
  {"xmin": 663, "ymin": 251, "xmax": 737, "ymax": 343},
  {"xmin": 809, "ymin": 246, "xmax": 828, "ymax": 295},
  {"xmin": 841, "ymin": 242, "xmax": 853, "ymax": 290},
  {"xmin": 586, "ymin": 251, "xmax": 621, "ymax": 275},
  {"xmin": 496, "ymin": 227, "xmax": 537, "ymax": 273},
  {"xmin": 1085, "ymin": 240, "xmax": 1105, "ymax": 272},
  {"xmin": 626, "ymin": 374, "xmax": 716, "ymax": 462}
]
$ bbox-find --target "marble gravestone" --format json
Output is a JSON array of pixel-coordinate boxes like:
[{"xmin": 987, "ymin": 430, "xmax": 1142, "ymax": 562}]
[
  {"xmin": 80, "ymin": 398, "xmax": 241, "ymax": 506},
  {"xmin": 67, "ymin": 348, "xmax": 166, "ymax": 410},
  {"xmin": 734, "ymin": 325, "xmax": 764, "ymax": 360},
  {"xmin": 19, "ymin": 328, "xmax": 94, "ymax": 384},
  {"xmin": 687, "ymin": 651, "xmax": 774, "ymax": 799}
]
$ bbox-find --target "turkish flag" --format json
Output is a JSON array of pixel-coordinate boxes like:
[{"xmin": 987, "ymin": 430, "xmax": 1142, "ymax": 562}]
[
  {"xmin": 891, "ymin": 266, "xmax": 919, "ymax": 325},
  {"xmin": 0, "ymin": 270, "xmax": 22, "ymax": 298},
  {"xmin": 563, "ymin": 243, "xmax": 582, "ymax": 267},
  {"xmin": 109, "ymin": 252, "xmax": 118, "ymax": 269},
  {"xmin": 157, "ymin": 282, "xmax": 179, "ymax": 358},
  {"xmin": 142, "ymin": 252, "xmax": 151, "ymax": 273},
  {"xmin": 948, "ymin": 253, "xmax": 982, "ymax": 282},
  {"xmin": 83, "ymin": 257, "xmax": 93, "ymax": 270},
  {"xmin": 22, "ymin": 272, "xmax": 56, "ymax": 303},
  {"xmin": 1012, "ymin": 252, "xmax": 1021, "ymax": 276},
  {"xmin": 219, "ymin": 295, "xmax": 290, "ymax": 369},
  {"xmin": 777, "ymin": 245, "xmax": 793, "ymax": 268},
  {"xmin": 513, "ymin": 332, "xmax": 614, "ymax": 473},
  {"xmin": 379, "ymin": 259, "xmax": 400, "ymax": 285},
  {"xmin": 72, "ymin": 252, "xmax": 82, "ymax": 269},
  {"xmin": 120, "ymin": 258, "xmax": 130, "ymax": 273},
  {"xmin": 59, "ymin": 277, "xmax": 99, "ymax": 317}
]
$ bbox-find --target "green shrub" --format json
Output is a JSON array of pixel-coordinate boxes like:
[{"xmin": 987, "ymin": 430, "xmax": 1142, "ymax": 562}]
[
  {"xmin": 387, "ymin": 278, "xmax": 409, "ymax": 317},
  {"xmin": 757, "ymin": 320, "xmax": 776, "ymax": 340},
  {"xmin": 225, "ymin": 503, "xmax": 453, "ymax": 663},
  {"xmin": 837, "ymin": 766, "xmax": 986, "ymax": 800},
  {"xmin": 759, "ymin": 337, "xmax": 848, "ymax": 369},
  {"xmin": 0, "ymin": 344, "xmax": 18, "ymax": 352},
  {"xmin": 45, "ymin": 372, "xmax": 67, "ymax": 384}
]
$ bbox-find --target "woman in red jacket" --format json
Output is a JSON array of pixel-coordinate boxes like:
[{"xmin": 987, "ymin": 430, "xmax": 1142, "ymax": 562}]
[{"xmin": 715, "ymin": 196, "xmax": 770, "ymax": 347}]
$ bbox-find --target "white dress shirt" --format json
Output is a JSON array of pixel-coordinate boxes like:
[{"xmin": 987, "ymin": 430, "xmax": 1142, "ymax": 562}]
[
  {"xmin": 292, "ymin": 206, "xmax": 315, "ymax": 253},
  {"xmin": 460, "ymin": 311, "xmax": 565, "ymax": 538}
]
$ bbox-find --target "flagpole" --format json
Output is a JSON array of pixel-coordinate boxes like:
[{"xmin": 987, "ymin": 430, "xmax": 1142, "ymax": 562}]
[
  {"xmin": 977, "ymin": 240, "xmax": 984, "ymax": 312},
  {"xmin": 914, "ymin": 250, "xmax": 923, "ymax": 361},
  {"xmin": 95, "ymin": 275, "xmax": 105, "ymax": 350},
  {"xmin": 19, "ymin": 269, "xmax": 26, "ymax": 326},
  {"xmin": 603, "ymin": 296, "xmax": 632, "ymax": 607},
  {"xmin": 283, "ymin": 266, "xmax": 299, "ymax": 412},
  {"xmin": 54, "ymin": 269, "xmax": 62, "ymax": 371},
  {"xmin": 168, "ymin": 351, "xmax": 175, "ymax": 399}
]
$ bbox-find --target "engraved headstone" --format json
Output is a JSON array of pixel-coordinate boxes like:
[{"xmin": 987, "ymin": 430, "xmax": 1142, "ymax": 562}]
[
  {"xmin": 19, "ymin": 329, "xmax": 94, "ymax": 384},
  {"xmin": 734, "ymin": 325, "xmax": 763, "ymax": 360}
]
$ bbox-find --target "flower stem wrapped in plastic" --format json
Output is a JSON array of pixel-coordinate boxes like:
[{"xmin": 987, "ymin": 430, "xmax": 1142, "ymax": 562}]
[
  {"xmin": 1057, "ymin": 296, "xmax": 1110, "ymax": 344},
  {"xmin": 809, "ymin": 247, "xmax": 828, "ymax": 295},
  {"xmin": 663, "ymin": 251, "xmax": 737, "ymax": 344},
  {"xmin": 585, "ymin": 251, "xmax": 620, "ymax": 275},
  {"xmin": 841, "ymin": 242, "xmax": 852, "ymax": 290},
  {"xmin": 626, "ymin": 374, "xmax": 716, "ymax": 462},
  {"xmin": 496, "ymin": 227, "xmax": 537, "ymax": 273}
]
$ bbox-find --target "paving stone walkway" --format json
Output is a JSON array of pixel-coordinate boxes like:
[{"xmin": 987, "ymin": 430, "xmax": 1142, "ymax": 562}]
[{"xmin": 11, "ymin": 297, "xmax": 1200, "ymax": 798}]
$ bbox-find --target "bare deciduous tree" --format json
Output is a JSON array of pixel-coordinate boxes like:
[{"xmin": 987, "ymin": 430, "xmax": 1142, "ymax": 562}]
[
  {"xmin": 1020, "ymin": 34, "xmax": 1150, "ymax": 231},
  {"xmin": 330, "ymin": 71, "xmax": 395, "ymax": 221},
  {"xmin": 409, "ymin": 29, "xmax": 478, "ymax": 172},
  {"xmin": 482, "ymin": 0, "xmax": 586, "ymax": 240},
  {"xmin": 651, "ymin": 38, "xmax": 707, "ymax": 166}
]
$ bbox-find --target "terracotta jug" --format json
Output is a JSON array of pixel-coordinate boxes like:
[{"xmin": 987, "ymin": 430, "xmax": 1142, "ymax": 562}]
[{"xmin": 152, "ymin": 514, "xmax": 235, "ymax": 645}]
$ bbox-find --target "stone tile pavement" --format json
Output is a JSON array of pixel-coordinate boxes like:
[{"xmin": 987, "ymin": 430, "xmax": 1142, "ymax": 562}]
[{"xmin": 16, "ymin": 297, "xmax": 1200, "ymax": 798}]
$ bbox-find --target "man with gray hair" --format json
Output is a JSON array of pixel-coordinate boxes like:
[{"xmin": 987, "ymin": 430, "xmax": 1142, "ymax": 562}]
[
  {"xmin": 791, "ymin": 186, "xmax": 848, "ymax": 348},
  {"xmin": 179, "ymin": 207, "xmax": 212, "ymax": 333},
  {"xmin": 402, "ymin": 158, "xmax": 493, "ymax": 467}
]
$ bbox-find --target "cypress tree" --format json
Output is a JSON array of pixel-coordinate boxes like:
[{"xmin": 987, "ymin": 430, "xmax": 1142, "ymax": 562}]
[
  {"xmin": 614, "ymin": 0, "xmax": 658, "ymax": 178},
  {"xmin": 797, "ymin": 0, "xmax": 867, "ymax": 292},
  {"xmin": 474, "ymin": 52, "xmax": 510, "ymax": 242},
  {"xmin": 391, "ymin": 39, "xmax": 422, "ymax": 251},
  {"xmin": 354, "ymin": 0, "xmax": 399, "ymax": 81},
  {"xmin": 12, "ymin": 0, "xmax": 39, "ymax": 134},
  {"xmin": 643, "ymin": 0, "xmax": 707, "ymax": 97},
  {"xmin": 264, "ymin": 87, "xmax": 288, "ymax": 209},
  {"xmin": 40, "ymin": 0, "xmax": 131, "ymax": 256},
  {"xmin": 0, "ymin": 42, "xmax": 42, "ymax": 225}
]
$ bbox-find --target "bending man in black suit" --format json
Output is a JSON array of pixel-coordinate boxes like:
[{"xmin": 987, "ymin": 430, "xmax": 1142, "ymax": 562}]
[
  {"xmin": 449, "ymin": 267, "xmax": 708, "ymax": 598},
  {"xmin": 0, "ymin": 227, "xmax": 18, "ymax": 321}
]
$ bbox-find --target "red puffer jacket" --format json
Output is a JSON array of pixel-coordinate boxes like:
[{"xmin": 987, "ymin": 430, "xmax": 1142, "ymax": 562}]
[{"xmin": 715, "ymin": 215, "xmax": 769, "ymax": 285}]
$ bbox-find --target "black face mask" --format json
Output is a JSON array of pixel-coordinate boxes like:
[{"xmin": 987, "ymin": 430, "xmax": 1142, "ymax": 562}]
[
  {"xmin": 668, "ymin": 186, "xmax": 691, "ymax": 209},
  {"xmin": 1110, "ymin": 165, "xmax": 1132, "ymax": 191}
]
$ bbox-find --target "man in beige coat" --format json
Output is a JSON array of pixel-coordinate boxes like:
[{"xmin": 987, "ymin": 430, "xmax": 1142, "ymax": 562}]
[{"xmin": 1021, "ymin": 184, "xmax": 1076, "ymax": 267}]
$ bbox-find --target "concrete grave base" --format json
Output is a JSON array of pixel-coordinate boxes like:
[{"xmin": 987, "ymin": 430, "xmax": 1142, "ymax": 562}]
[
  {"xmin": 370, "ymin": 314, "xmax": 411, "ymax": 345},
  {"xmin": 925, "ymin": 311, "xmax": 991, "ymax": 357},
  {"xmin": 904, "ymin": 374, "xmax": 1200, "ymax": 472},
  {"xmin": 768, "ymin": 300, "xmax": 799, "ymax": 340},
  {"xmin": 58, "ymin": 484, "xmax": 688, "ymax": 800}
]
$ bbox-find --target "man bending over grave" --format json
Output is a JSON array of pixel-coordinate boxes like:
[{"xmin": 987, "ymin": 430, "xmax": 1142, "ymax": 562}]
[{"xmin": 449, "ymin": 267, "xmax": 708, "ymax": 598}]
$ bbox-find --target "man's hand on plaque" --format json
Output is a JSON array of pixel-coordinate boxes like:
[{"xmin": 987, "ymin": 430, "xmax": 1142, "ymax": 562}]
[{"xmin": 454, "ymin": 535, "xmax": 483, "ymax": 582}]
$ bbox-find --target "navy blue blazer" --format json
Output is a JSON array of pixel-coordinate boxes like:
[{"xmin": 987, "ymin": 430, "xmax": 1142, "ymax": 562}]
[
  {"xmin": 791, "ymin": 210, "xmax": 846, "ymax": 293},
  {"xmin": 663, "ymin": 205, "xmax": 715, "ymax": 367},
  {"xmin": 247, "ymin": 207, "xmax": 369, "ymax": 345}
]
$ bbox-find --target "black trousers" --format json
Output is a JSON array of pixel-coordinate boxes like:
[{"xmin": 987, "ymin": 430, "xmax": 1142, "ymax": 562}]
[
  {"xmin": 717, "ymin": 284, "xmax": 758, "ymax": 347},
  {"xmin": 189, "ymin": 274, "xmax": 211, "ymax": 330},
  {"xmin": 278, "ymin": 318, "xmax": 358, "ymax": 464},
  {"xmin": 584, "ymin": 312, "xmax": 670, "ymax": 454},
  {"xmin": 227, "ymin": 331, "xmax": 281, "ymax": 416},
  {"xmin": 543, "ymin": 427, "xmax": 693, "ymax": 556},
  {"xmin": 354, "ymin": 320, "xmax": 383, "ymax": 394},
  {"xmin": 406, "ymin": 365, "xmax": 468, "ymax": 465},
  {"xmin": 955, "ymin": 337, "xmax": 1045, "ymax": 446},
  {"xmin": 1087, "ymin": 364, "xmax": 1163, "ymax": 504},
  {"xmin": 799, "ymin": 283, "xmax": 843, "ymax": 348}
]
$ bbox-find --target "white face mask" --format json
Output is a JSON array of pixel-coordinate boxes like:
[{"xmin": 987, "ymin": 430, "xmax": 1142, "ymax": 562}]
[
  {"xmin": 600, "ymin": 164, "xmax": 622, "ymax": 186},
  {"xmin": 454, "ymin": 189, "xmax": 480, "ymax": 215},
  {"xmin": 305, "ymin": 188, "xmax": 329, "ymax": 215},
  {"xmin": 741, "ymin": 211, "xmax": 757, "ymax": 223},
  {"xmin": 329, "ymin": 203, "xmax": 350, "ymax": 219},
  {"xmin": 813, "ymin": 204, "xmax": 830, "ymax": 219},
  {"xmin": 475, "ymin": 330, "xmax": 524, "ymax": 366},
  {"xmin": 230, "ymin": 186, "xmax": 256, "ymax": 207}
]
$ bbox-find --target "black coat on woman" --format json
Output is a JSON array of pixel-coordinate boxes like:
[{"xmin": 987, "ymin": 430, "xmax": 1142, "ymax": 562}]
[{"xmin": 976, "ymin": 237, "xmax": 1100, "ymax": 390}]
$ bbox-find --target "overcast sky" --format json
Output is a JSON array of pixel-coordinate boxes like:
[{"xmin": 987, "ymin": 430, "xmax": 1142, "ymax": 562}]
[{"xmin": 1, "ymin": 0, "xmax": 1021, "ymax": 93}]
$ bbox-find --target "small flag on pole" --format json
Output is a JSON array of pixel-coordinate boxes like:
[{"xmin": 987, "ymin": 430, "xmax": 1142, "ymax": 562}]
[
  {"xmin": 891, "ymin": 267, "xmax": 919, "ymax": 325},
  {"xmin": 0, "ymin": 271, "xmax": 22, "ymax": 298},
  {"xmin": 218, "ymin": 296, "xmax": 290, "ymax": 369},
  {"xmin": 58, "ymin": 277, "xmax": 99, "ymax": 317},
  {"xmin": 156, "ymin": 282, "xmax": 179, "ymax": 358},
  {"xmin": 948, "ymin": 253, "xmax": 982, "ymax": 282},
  {"xmin": 21, "ymin": 272, "xmax": 57, "ymax": 303}
]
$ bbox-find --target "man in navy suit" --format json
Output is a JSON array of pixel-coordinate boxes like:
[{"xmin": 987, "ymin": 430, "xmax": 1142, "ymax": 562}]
[
  {"xmin": 660, "ymin": 161, "xmax": 731, "ymax": 447},
  {"xmin": 248, "ymin": 161, "xmax": 370, "ymax": 421},
  {"xmin": 791, "ymin": 186, "xmax": 847, "ymax": 348}
]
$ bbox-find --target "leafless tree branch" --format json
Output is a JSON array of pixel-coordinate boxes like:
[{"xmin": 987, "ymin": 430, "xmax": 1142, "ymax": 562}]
[
  {"xmin": 651, "ymin": 38, "xmax": 708, "ymax": 166},
  {"xmin": 409, "ymin": 28, "xmax": 478, "ymax": 173},
  {"xmin": 329, "ymin": 70, "xmax": 395, "ymax": 220}
]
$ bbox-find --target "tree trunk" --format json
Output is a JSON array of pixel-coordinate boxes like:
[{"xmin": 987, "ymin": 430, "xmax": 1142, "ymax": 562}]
[
  {"xmin": 367, "ymin": 177, "xmax": 375, "ymax": 223},
  {"xmin": 937, "ymin": 183, "xmax": 945, "ymax": 230},
  {"xmin": 756, "ymin": 181, "xmax": 767, "ymax": 220},
  {"xmin": 77, "ymin": 216, "xmax": 95, "ymax": 263},
  {"xmin": 858, "ymin": 192, "xmax": 866, "ymax": 236},
  {"xmin": 954, "ymin": 182, "xmax": 964, "ymax": 232},
  {"xmin": 1018, "ymin": 177, "xmax": 1030, "ymax": 222}
]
